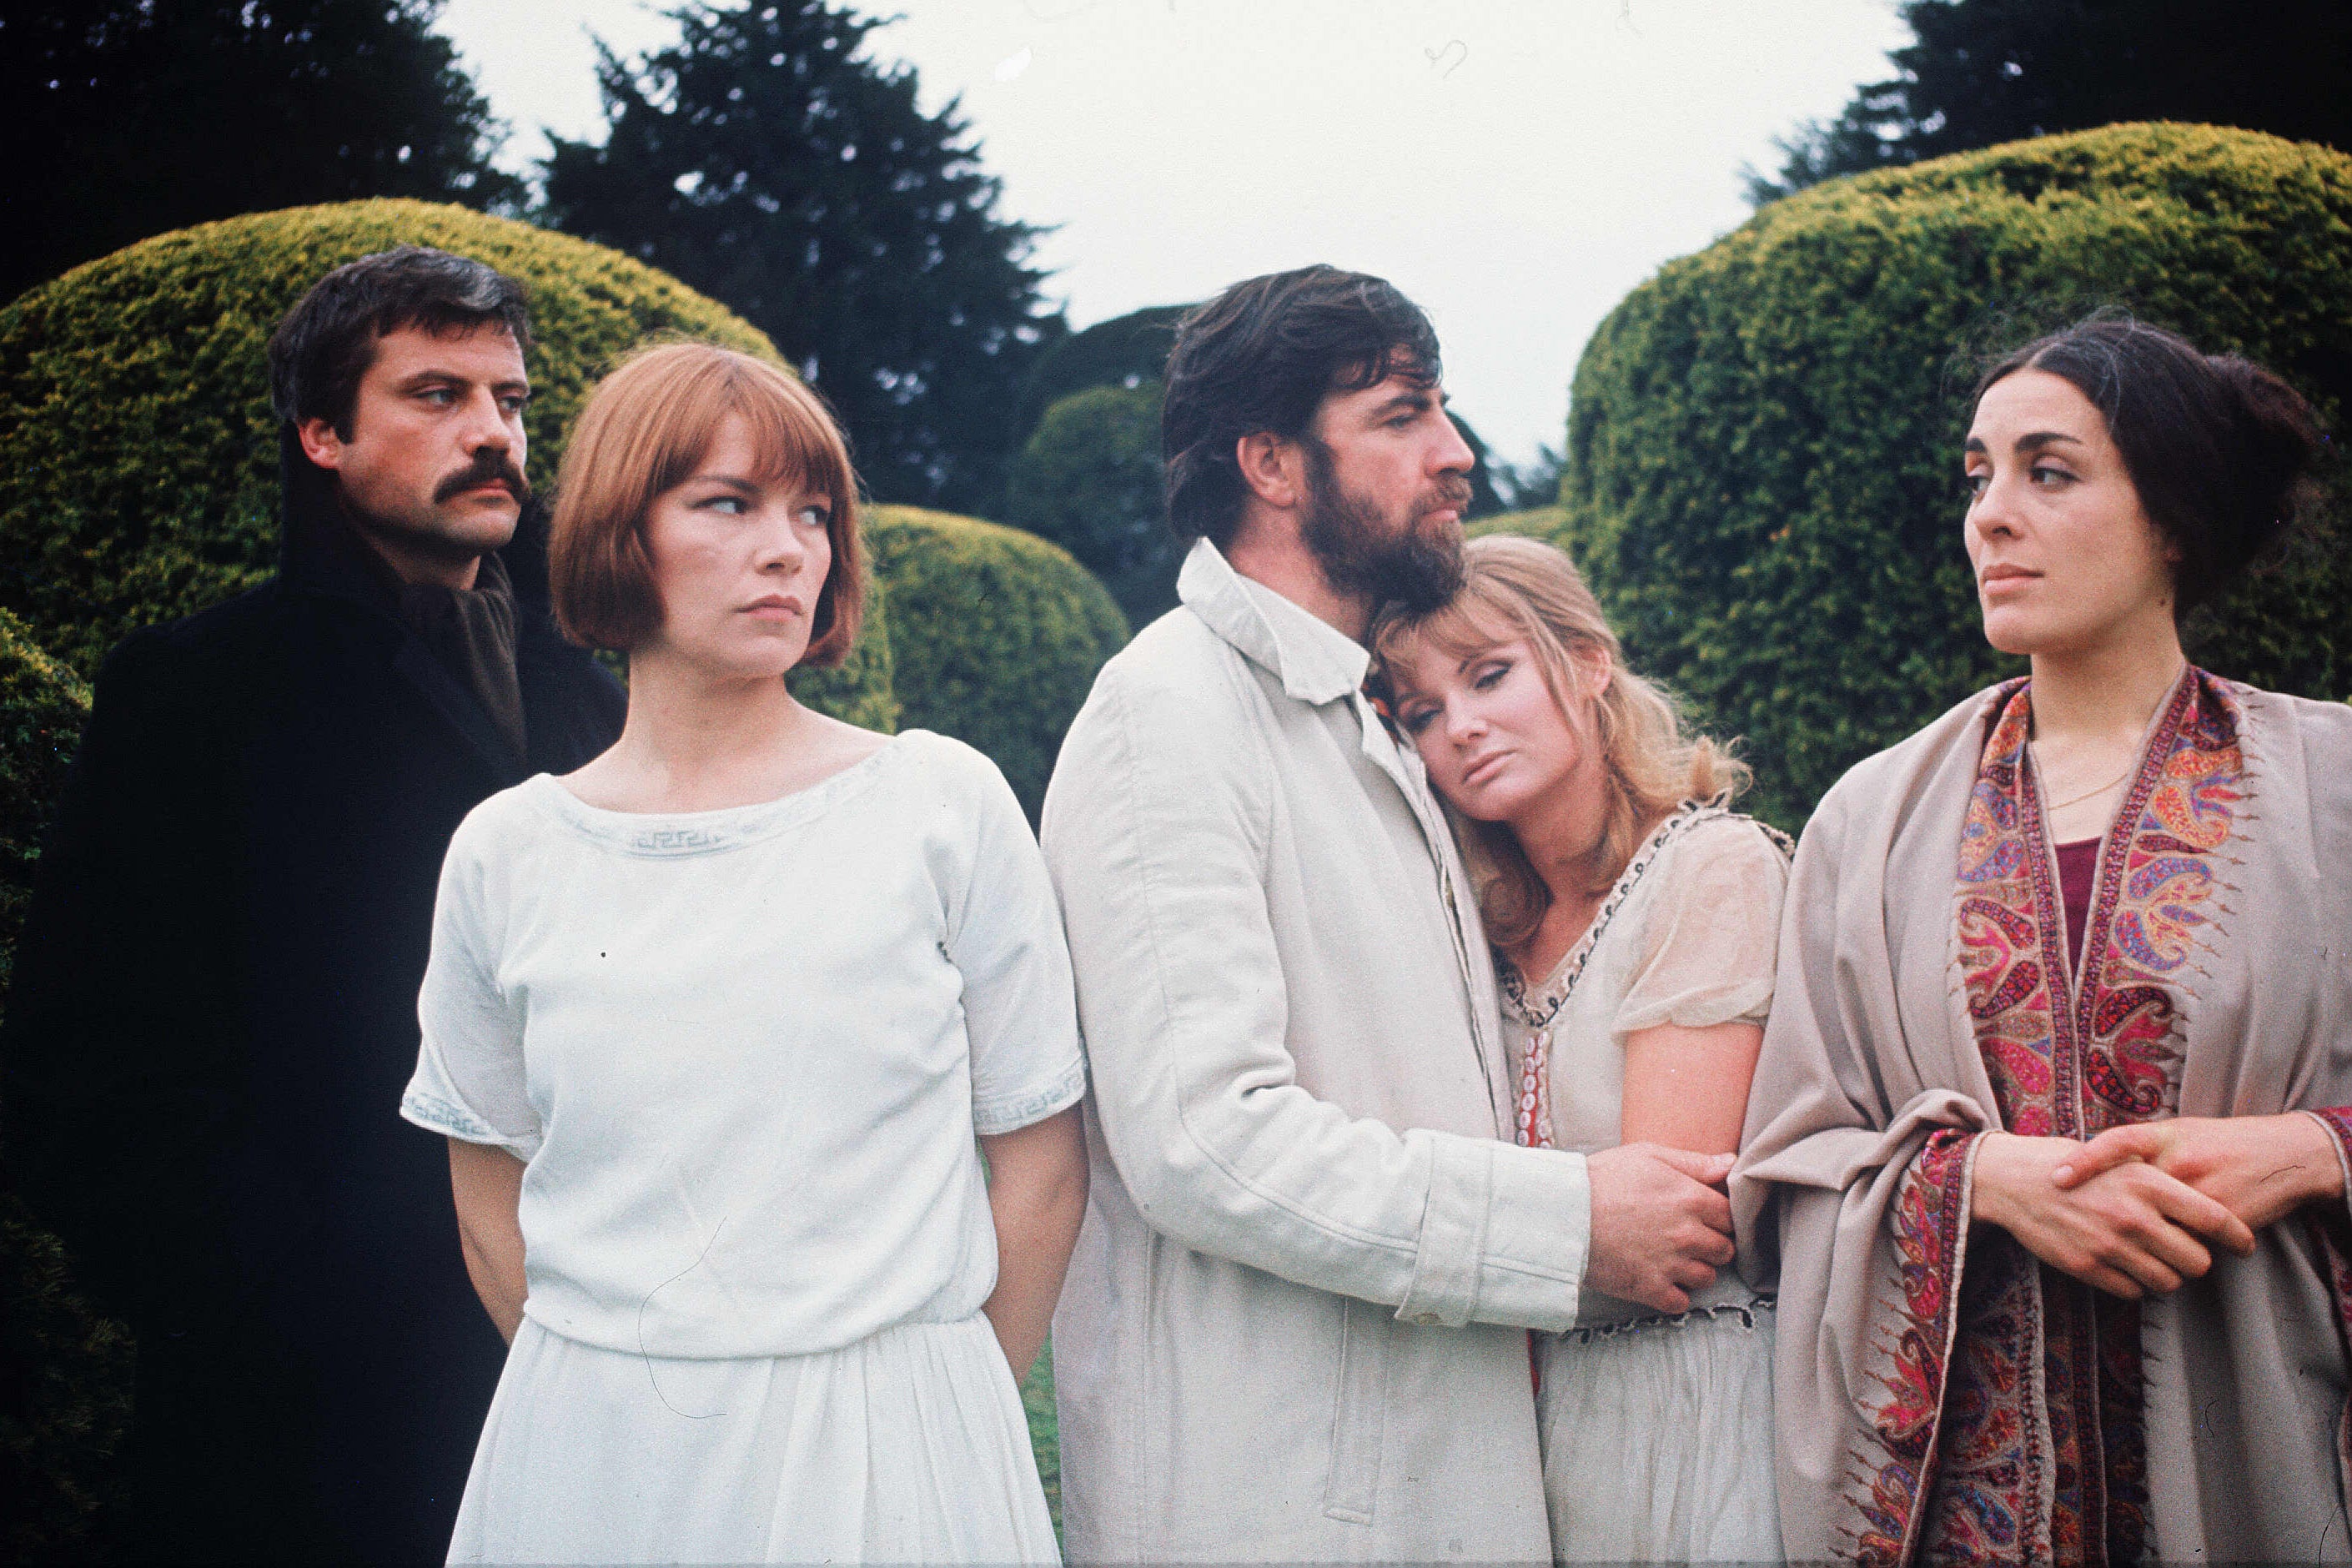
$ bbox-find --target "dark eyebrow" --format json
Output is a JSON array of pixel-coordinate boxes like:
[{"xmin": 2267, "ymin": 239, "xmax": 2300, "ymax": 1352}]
[
  {"xmin": 395, "ymin": 369, "xmax": 532, "ymax": 397},
  {"xmin": 1963, "ymin": 430, "xmax": 2084, "ymax": 455}
]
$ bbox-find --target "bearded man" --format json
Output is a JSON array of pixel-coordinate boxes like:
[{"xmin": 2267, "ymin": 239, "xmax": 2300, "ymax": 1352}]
[
  {"xmin": 1041, "ymin": 265, "xmax": 1741, "ymax": 1560},
  {"xmin": 2, "ymin": 247, "xmax": 625, "ymax": 1561}
]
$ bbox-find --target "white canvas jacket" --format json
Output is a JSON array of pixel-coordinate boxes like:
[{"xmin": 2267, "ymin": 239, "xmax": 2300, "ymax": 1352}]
[{"xmin": 1042, "ymin": 539, "xmax": 1593, "ymax": 1564}]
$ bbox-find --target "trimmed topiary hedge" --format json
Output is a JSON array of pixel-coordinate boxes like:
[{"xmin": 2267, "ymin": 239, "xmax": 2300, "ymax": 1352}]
[
  {"xmin": 864, "ymin": 506, "xmax": 1128, "ymax": 819},
  {"xmin": 0, "ymin": 611, "xmax": 133, "ymax": 1562},
  {"xmin": 1468, "ymin": 505, "xmax": 1571, "ymax": 546},
  {"xmin": 1012, "ymin": 304, "xmax": 1189, "ymax": 444},
  {"xmin": 1560, "ymin": 123, "xmax": 2352, "ymax": 827},
  {"xmin": 0, "ymin": 612, "xmax": 87, "ymax": 981},
  {"xmin": 1005, "ymin": 382, "xmax": 1178, "ymax": 628},
  {"xmin": 787, "ymin": 568, "xmax": 899, "ymax": 735}
]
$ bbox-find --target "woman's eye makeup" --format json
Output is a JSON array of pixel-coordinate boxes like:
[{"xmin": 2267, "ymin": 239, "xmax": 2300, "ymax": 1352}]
[
  {"xmin": 1471, "ymin": 660, "xmax": 1510, "ymax": 690},
  {"xmin": 1962, "ymin": 470, "xmax": 1989, "ymax": 498},
  {"xmin": 2028, "ymin": 463, "xmax": 2075, "ymax": 487},
  {"xmin": 1397, "ymin": 704, "xmax": 1437, "ymax": 736}
]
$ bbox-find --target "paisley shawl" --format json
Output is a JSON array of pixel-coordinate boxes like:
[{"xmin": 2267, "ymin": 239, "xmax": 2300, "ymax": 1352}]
[
  {"xmin": 1911, "ymin": 671, "xmax": 2232, "ymax": 1561},
  {"xmin": 1736, "ymin": 671, "xmax": 2352, "ymax": 1566}
]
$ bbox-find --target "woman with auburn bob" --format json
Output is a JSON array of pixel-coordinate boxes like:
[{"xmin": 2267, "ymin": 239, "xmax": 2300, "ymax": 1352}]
[
  {"xmin": 1737, "ymin": 317, "xmax": 2352, "ymax": 1564},
  {"xmin": 400, "ymin": 342, "xmax": 1087, "ymax": 1565},
  {"xmin": 1370, "ymin": 534, "xmax": 1787, "ymax": 1565}
]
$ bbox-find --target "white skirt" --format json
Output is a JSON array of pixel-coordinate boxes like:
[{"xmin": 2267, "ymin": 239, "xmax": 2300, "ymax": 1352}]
[
  {"xmin": 448, "ymin": 1314, "xmax": 1060, "ymax": 1565},
  {"xmin": 1535, "ymin": 1299, "xmax": 1782, "ymax": 1565}
]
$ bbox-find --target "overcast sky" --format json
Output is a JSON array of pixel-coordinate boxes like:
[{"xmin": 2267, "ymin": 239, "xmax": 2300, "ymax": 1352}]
[{"xmin": 436, "ymin": 0, "xmax": 1909, "ymax": 471}]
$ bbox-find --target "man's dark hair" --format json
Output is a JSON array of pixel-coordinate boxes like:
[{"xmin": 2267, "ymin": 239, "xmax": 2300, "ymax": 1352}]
[
  {"xmin": 1977, "ymin": 314, "xmax": 2325, "ymax": 615},
  {"xmin": 266, "ymin": 245, "xmax": 533, "ymax": 439},
  {"xmin": 1163, "ymin": 266, "xmax": 1442, "ymax": 548}
]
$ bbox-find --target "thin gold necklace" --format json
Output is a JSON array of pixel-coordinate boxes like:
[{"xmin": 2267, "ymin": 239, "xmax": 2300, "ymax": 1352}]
[{"xmin": 2039, "ymin": 756, "xmax": 2134, "ymax": 813}]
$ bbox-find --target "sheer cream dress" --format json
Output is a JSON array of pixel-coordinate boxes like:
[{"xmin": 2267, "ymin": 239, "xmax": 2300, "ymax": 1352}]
[{"xmin": 1499, "ymin": 802, "xmax": 1789, "ymax": 1564}]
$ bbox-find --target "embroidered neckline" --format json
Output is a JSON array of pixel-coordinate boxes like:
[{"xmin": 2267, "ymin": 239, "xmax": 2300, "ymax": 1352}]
[
  {"xmin": 527, "ymin": 731, "xmax": 914, "ymax": 857},
  {"xmin": 1495, "ymin": 797, "xmax": 1790, "ymax": 1149},
  {"xmin": 1497, "ymin": 799, "xmax": 1717, "ymax": 1029}
]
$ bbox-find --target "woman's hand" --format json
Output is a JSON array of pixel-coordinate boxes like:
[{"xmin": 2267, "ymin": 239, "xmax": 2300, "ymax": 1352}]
[
  {"xmin": 1970, "ymin": 1130, "xmax": 2254, "ymax": 1299},
  {"xmin": 2051, "ymin": 1113, "xmax": 2346, "ymax": 1233},
  {"xmin": 977, "ymin": 1105, "xmax": 1088, "ymax": 1382}
]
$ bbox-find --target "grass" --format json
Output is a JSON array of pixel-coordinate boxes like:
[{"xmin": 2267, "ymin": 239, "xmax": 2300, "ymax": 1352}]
[{"xmin": 1019, "ymin": 1338, "xmax": 1061, "ymax": 1539}]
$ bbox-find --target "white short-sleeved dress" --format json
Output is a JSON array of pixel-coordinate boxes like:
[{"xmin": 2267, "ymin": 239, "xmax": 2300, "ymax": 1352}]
[
  {"xmin": 400, "ymin": 730, "xmax": 1086, "ymax": 1565},
  {"xmin": 1501, "ymin": 802, "xmax": 1790, "ymax": 1565}
]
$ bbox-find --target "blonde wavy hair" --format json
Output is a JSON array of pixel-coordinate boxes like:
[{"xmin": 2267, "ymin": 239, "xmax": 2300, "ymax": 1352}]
[{"xmin": 1368, "ymin": 533, "xmax": 1747, "ymax": 950}]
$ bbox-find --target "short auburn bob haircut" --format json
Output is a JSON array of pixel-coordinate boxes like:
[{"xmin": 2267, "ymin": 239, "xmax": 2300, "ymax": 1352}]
[{"xmin": 549, "ymin": 341, "xmax": 864, "ymax": 662}]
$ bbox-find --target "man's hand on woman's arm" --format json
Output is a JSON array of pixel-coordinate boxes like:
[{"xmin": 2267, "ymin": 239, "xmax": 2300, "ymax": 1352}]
[{"xmin": 1585, "ymin": 1143, "xmax": 1737, "ymax": 1314}]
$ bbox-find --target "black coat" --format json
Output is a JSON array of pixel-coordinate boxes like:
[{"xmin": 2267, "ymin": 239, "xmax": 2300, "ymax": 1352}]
[{"xmin": 1, "ymin": 440, "xmax": 625, "ymax": 1562}]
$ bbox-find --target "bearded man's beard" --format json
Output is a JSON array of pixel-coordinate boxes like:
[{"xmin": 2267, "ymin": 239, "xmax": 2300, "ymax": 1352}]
[{"xmin": 1298, "ymin": 438, "xmax": 1467, "ymax": 616}]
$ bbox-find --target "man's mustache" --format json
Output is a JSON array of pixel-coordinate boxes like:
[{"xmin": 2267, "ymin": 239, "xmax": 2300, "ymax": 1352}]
[
  {"xmin": 433, "ymin": 450, "xmax": 530, "ymax": 504},
  {"xmin": 1422, "ymin": 477, "xmax": 1474, "ymax": 515}
]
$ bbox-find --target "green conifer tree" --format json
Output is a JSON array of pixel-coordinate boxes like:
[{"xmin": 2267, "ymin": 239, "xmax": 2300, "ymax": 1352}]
[
  {"xmin": 0, "ymin": 0, "xmax": 516, "ymax": 302},
  {"xmin": 542, "ymin": 2, "xmax": 1064, "ymax": 514}
]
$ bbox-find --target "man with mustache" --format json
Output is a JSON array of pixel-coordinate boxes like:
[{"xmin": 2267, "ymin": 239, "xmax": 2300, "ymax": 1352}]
[
  {"xmin": 3, "ymin": 247, "xmax": 624, "ymax": 1560},
  {"xmin": 1042, "ymin": 266, "xmax": 1741, "ymax": 1560}
]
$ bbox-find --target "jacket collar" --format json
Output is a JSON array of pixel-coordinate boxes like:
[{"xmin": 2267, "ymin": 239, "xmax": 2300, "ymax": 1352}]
[
  {"xmin": 273, "ymin": 424, "xmax": 568, "ymax": 781},
  {"xmin": 1177, "ymin": 536, "xmax": 1369, "ymax": 705}
]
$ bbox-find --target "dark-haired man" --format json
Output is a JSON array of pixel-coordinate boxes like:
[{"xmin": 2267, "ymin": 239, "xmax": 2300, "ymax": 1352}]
[
  {"xmin": 3, "ymin": 247, "xmax": 624, "ymax": 1560},
  {"xmin": 1041, "ymin": 266, "xmax": 1740, "ymax": 1559}
]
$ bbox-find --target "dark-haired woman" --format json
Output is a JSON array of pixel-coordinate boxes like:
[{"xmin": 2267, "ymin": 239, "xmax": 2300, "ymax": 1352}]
[
  {"xmin": 400, "ymin": 343, "xmax": 1087, "ymax": 1564},
  {"xmin": 1738, "ymin": 317, "xmax": 2352, "ymax": 1564}
]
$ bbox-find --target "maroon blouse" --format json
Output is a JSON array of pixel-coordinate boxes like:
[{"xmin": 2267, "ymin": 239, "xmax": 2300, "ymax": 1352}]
[{"xmin": 2056, "ymin": 837, "xmax": 2099, "ymax": 977}]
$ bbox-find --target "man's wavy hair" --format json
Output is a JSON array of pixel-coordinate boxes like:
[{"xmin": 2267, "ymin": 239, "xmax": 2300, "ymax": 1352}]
[
  {"xmin": 266, "ymin": 245, "xmax": 531, "ymax": 439},
  {"xmin": 1162, "ymin": 266, "xmax": 1441, "ymax": 549}
]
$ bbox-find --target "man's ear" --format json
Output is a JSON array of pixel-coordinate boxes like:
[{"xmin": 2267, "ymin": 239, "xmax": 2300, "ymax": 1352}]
[
  {"xmin": 295, "ymin": 416, "xmax": 346, "ymax": 471},
  {"xmin": 1235, "ymin": 430, "xmax": 1301, "ymax": 511}
]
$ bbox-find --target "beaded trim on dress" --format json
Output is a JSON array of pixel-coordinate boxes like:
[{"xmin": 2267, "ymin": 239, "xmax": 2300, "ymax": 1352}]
[
  {"xmin": 1556, "ymin": 1294, "xmax": 1778, "ymax": 1344},
  {"xmin": 1497, "ymin": 801, "xmax": 1713, "ymax": 1148},
  {"xmin": 1495, "ymin": 798, "xmax": 1792, "ymax": 1150}
]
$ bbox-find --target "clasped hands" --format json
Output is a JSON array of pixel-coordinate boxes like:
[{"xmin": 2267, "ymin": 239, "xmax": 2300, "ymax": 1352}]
[{"xmin": 1972, "ymin": 1113, "xmax": 2346, "ymax": 1299}]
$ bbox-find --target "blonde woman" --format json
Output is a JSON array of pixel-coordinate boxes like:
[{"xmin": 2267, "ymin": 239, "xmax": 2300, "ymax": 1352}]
[{"xmin": 1370, "ymin": 533, "xmax": 1786, "ymax": 1563}]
